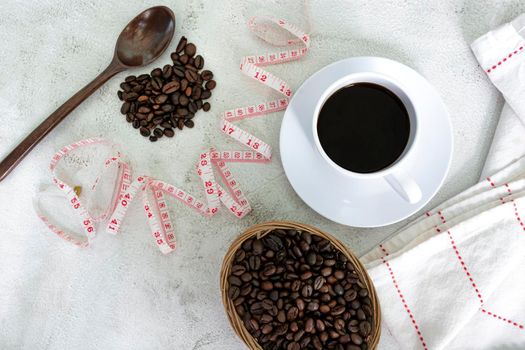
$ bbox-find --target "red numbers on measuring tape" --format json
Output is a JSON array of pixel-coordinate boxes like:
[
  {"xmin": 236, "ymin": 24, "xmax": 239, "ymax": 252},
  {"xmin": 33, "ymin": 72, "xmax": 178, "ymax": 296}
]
[
  {"xmin": 222, "ymin": 124, "xmax": 235, "ymax": 135},
  {"xmin": 254, "ymin": 71, "xmax": 267, "ymax": 82},
  {"xmin": 247, "ymin": 139, "xmax": 260, "ymax": 149}
]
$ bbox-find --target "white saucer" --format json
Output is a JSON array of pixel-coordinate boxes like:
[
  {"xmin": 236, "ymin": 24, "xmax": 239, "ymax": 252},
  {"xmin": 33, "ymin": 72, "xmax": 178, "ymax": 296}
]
[{"xmin": 280, "ymin": 57, "xmax": 452, "ymax": 227}]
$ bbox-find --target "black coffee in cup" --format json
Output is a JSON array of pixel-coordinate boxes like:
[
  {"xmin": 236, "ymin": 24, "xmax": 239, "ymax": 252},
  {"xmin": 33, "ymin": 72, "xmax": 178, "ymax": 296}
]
[{"xmin": 317, "ymin": 83, "xmax": 410, "ymax": 173}]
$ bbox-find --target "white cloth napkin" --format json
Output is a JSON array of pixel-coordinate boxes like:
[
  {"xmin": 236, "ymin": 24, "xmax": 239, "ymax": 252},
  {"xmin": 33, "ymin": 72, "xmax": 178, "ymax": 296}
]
[{"xmin": 362, "ymin": 14, "xmax": 525, "ymax": 350}]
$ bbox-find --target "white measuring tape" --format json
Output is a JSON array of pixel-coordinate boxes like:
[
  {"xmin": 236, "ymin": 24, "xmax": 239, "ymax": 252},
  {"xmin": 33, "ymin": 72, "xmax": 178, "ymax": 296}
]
[{"xmin": 34, "ymin": 17, "xmax": 310, "ymax": 254}]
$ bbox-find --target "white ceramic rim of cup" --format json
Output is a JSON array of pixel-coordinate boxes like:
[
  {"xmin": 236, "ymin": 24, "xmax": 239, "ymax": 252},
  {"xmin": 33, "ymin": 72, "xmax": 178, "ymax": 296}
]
[{"xmin": 312, "ymin": 72, "xmax": 419, "ymax": 179}]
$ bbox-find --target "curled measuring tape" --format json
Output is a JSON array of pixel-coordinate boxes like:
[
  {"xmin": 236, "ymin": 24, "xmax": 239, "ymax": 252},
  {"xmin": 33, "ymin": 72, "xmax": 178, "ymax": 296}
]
[{"xmin": 34, "ymin": 17, "xmax": 309, "ymax": 254}]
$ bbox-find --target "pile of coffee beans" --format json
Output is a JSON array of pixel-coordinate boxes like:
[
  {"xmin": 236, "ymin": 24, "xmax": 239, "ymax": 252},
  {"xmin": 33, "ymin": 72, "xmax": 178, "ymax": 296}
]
[
  {"xmin": 228, "ymin": 229, "xmax": 374, "ymax": 350},
  {"xmin": 117, "ymin": 36, "xmax": 215, "ymax": 142}
]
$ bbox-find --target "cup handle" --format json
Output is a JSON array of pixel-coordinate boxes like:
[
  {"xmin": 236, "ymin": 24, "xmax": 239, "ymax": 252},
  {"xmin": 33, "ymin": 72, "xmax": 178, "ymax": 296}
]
[{"xmin": 384, "ymin": 171, "xmax": 422, "ymax": 204}]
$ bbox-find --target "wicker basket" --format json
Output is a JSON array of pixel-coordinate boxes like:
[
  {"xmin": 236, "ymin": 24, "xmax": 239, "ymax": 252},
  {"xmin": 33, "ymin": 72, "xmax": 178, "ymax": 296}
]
[{"xmin": 220, "ymin": 221, "xmax": 381, "ymax": 349}]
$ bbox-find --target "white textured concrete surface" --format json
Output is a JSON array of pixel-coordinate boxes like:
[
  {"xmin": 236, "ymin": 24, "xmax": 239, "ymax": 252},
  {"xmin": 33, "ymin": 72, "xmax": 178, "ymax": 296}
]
[{"xmin": 0, "ymin": 1, "xmax": 523, "ymax": 349}]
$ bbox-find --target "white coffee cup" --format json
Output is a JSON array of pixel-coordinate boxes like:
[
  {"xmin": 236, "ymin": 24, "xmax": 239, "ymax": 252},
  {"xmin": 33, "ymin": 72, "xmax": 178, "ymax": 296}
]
[{"xmin": 312, "ymin": 72, "xmax": 422, "ymax": 204}]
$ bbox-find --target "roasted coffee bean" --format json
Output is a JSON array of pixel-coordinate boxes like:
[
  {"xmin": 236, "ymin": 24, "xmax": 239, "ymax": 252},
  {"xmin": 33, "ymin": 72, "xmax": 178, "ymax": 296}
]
[
  {"xmin": 228, "ymin": 275, "xmax": 242, "ymax": 287},
  {"xmin": 358, "ymin": 288, "xmax": 368, "ymax": 297},
  {"xmin": 264, "ymin": 235, "xmax": 283, "ymax": 251},
  {"xmin": 152, "ymin": 116, "xmax": 164, "ymax": 125},
  {"xmin": 306, "ymin": 252, "xmax": 317, "ymax": 265},
  {"xmin": 139, "ymin": 127, "xmax": 150, "ymax": 137},
  {"xmin": 160, "ymin": 121, "xmax": 172, "ymax": 129},
  {"xmin": 205, "ymin": 79, "xmax": 216, "ymax": 90},
  {"xmin": 342, "ymin": 289, "xmax": 357, "ymax": 302},
  {"xmin": 307, "ymin": 302, "xmax": 320, "ymax": 312},
  {"xmin": 150, "ymin": 77, "xmax": 162, "ymax": 90},
  {"xmin": 334, "ymin": 270, "xmax": 345, "ymax": 280},
  {"xmin": 149, "ymin": 135, "xmax": 157, "ymax": 142},
  {"xmin": 305, "ymin": 318, "xmax": 315, "ymax": 333},
  {"xmin": 251, "ymin": 302, "xmax": 265, "ymax": 315},
  {"xmin": 287, "ymin": 306, "xmax": 299, "ymax": 321},
  {"xmin": 180, "ymin": 78, "xmax": 189, "ymax": 91},
  {"xmin": 137, "ymin": 95, "xmax": 149, "ymax": 103},
  {"xmin": 179, "ymin": 54, "xmax": 189, "ymax": 65},
  {"xmin": 314, "ymin": 276, "xmax": 325, "ymax": 290},
  {"xmin": 300, "ymin": 271, "xmax": 313, "ymax": 280},
  {"xmin": 202, "ymin": 102, "xmax": 211, "ymax": 112},
  {"xmin": 261, "ymin": 281, "xmax": 273, "ymax": 291},
  {"xmin": 185, "ymin": 64, "xmax": 198, "ymax": 72},
  {"xmin": 296, "ymin": 298, "xmax": 305, "ymax": 311},
  {"xmin": 321, "ymin": 267, "xmax": 332, "ymax": 277},
  {"xmin": 170, "ymin": 52, "xmax": 179, "ymax": 62},
  {"xmin": 184, "ymin": 86, "xmax": 192, "ymax": 97},
  {"xmin": 184, "ymin": 119, "xmax": 194, "ymax": 128},
  {"xmin": 350, "ymin": 333, "xmax": 363, "ymax": 345},
  {"xmin": 151, "ymin": 68, "xmax": 162, "ymax": 77},
  {"xmin": 163, "ymin": 128, "xmax": 175, "ymax": 137},
  {"xmin": 120, "ymin": 82, "xmax": 131, "ymax": 92},
  {"xmin": 287, "ymin": 342, "xmax": 300, "ymax": 350},
  {"xmin": 188, "ymin": 102, "xmax": 198, "ymax": 114},
  {"xmin": 301, "ymin": 285, "xmax": 313, "ymax": 298},
  {"xmin": 231, "ymin": 265, "xmax": 246, "ymax": 276},
  {"xmin": 359, "ymin": 320, "xmax": 371, "ymax": 336},
  {"xmin": 126, "ymin": 92, "xmax": 138, "ymax": 101},
  {"xmin": 262, "ymin": 264, "xmax": 276, "ymax": 276},
  {"xmin": 185, "ymin": 43, "xmax": 196, "ymax": 56},
  {"xmin": 162, "ymin": 64, "xmax": 173, "ymax": 79},
  {"xmin": 153, "ymin": 128, "xmax": 163, "ymax": 138},
  {"xmin": 178, "ymin": 95, "xmax": 189, "ymax": 106},
  {"xmin": 334, "ymin": 284, "xmax": 344, "ymax": 296},
  {"xmin": 228, "ymin": 286, "xmax": 240, "ymax": 299},
  {"xmin": 191, "ymin": 86, "xmax": 202, "ymax": 100},
  {"xmin": 334, "ymin": 318, "xmax": 346, "ymax": 331},
  {"xmin": 194, "ymin": 55, "xmax": 204, "ymax": 69},
  {"xmin": 121, "ymin": 102, "xmax": 130, "ymax": 114},
  {"xmin": 312, "ymin": 336, "xmax": 322, "ymax": 350},
  {"xmin": 201, "ymin": 70, "xmax": 213, "ymax": 80},
  {"xmin": 240, "ymin": 272, "xmax": 252, "ymax": 282},
  {"xmin": 356, "ymin": 309, "xmax": 366, "ymax": 321},
  {"xmin": 137, "ymin": 73, "xmax": 149, "ymax": 81},
  {"xmin": 201, "ymin": 89, "xmax": 212, "ymax": 99},
  {"xmin": 162, "ymin": 81, "xmax": 180, "ymax": 94},
  {"xmin": 185, "ymin": 69, "xmax": 199, "ymax": 83},
  {"xmin": 173, "ymin": 67, "xmax": 185, "ymax": 78},
  {"xmin": 161, "ymin": 104, "xmax": 175, "ymax": 113},
  {"xmin": 248, "ymin": 255, "xmax": 261, "ymax": 270},
  {"xmin": 176, "ymin": 108, "xmax": 189, "ymax": 116},
  {"xmin": 175, "ymin": 36, "xmax": 187, "ymax": 53}
]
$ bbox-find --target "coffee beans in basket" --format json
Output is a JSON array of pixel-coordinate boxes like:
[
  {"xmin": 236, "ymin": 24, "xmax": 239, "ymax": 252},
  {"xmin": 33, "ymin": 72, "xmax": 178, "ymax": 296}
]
[
  {"xmin": 117, "ymin": 36, "xmax": 216, "ymax": 141},
  {"xmin": 227, "ymin": 229, "xmax": 374, "ymax": 350}
]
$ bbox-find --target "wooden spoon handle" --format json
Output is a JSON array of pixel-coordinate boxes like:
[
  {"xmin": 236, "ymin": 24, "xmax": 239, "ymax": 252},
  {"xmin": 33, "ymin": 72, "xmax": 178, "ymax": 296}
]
[{"xmin": 0, "ymin": 60, "xmax": 125, "ymax": 182}]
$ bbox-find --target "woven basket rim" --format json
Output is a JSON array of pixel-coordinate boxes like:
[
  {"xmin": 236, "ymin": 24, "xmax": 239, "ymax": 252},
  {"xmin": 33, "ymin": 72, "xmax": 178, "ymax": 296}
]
[{"xmin": 220, "ymin": 221, "xmax": 381, "ymax": 349}]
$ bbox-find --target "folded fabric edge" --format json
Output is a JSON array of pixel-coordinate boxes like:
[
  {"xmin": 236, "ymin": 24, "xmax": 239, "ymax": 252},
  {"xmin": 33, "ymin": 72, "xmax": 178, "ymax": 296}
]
[{"xmin": 361, "ymin": 155, "xmax": 525, "ymax": 265}]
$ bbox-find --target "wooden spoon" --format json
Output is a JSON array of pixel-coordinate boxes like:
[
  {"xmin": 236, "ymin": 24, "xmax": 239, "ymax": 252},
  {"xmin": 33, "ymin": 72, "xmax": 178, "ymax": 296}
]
[{"xmin": 0, "ymin": 6, "xmax": 175, "ymax": 181}]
